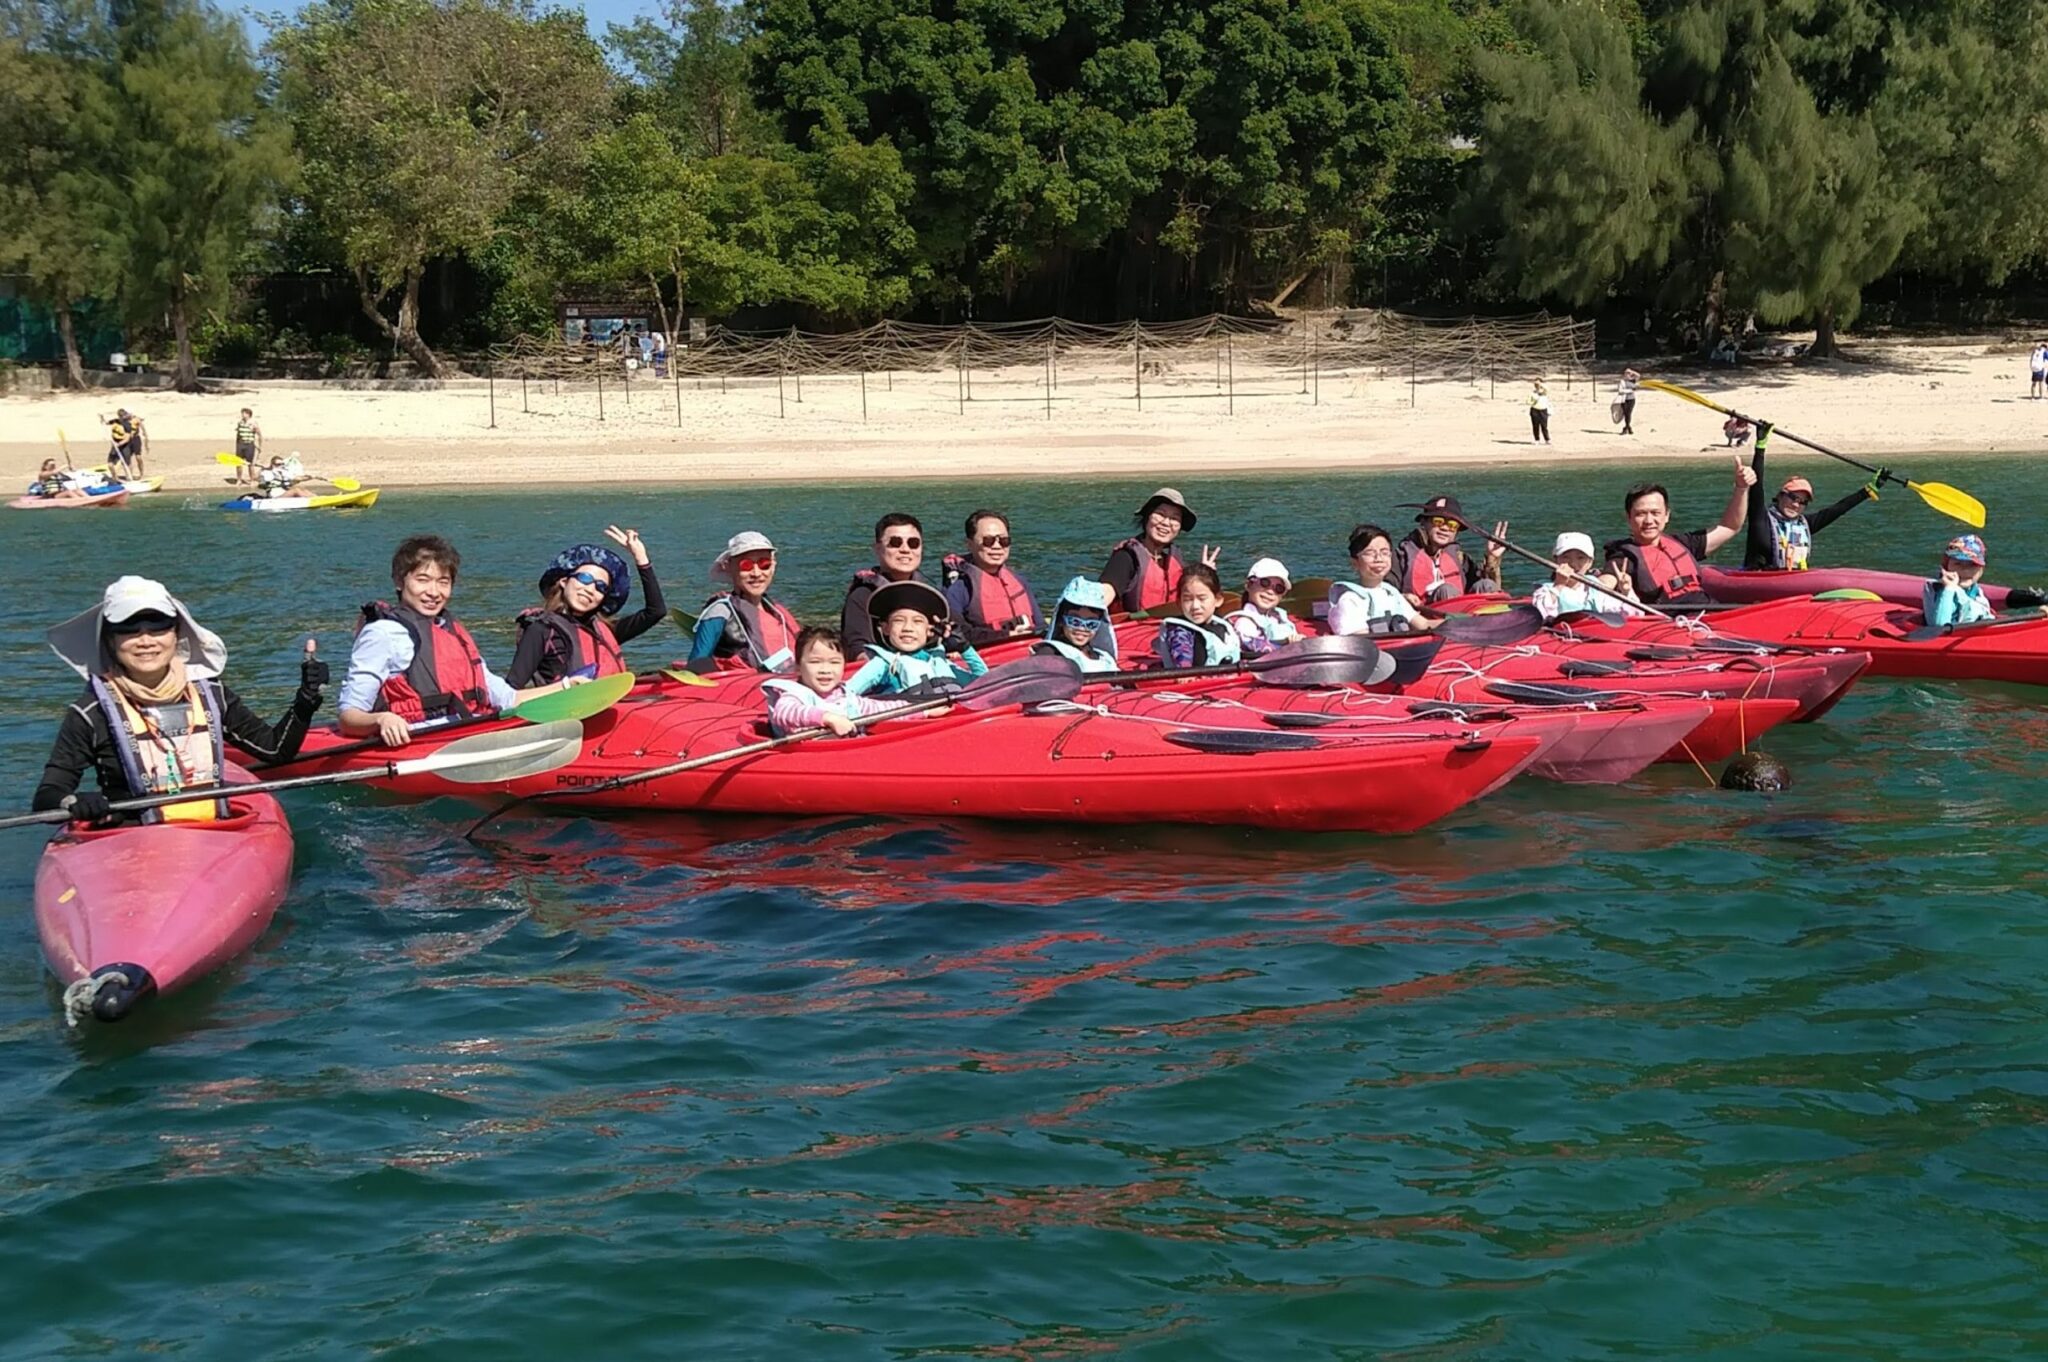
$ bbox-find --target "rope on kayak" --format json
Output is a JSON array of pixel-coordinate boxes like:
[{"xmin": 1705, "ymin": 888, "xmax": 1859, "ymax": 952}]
[{"xmin": 60, "ymin": 971, "xmax": 121, "ymax": 1028}]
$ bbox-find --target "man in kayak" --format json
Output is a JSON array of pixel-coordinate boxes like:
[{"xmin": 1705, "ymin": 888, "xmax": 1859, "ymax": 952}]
[
  {"xmin": 1603, "ymin": 460, "xmax": 1757, "ymax": 606},
  {"xmin": 1924, "ymin": 535, "xmax": 1995, "ymax": 627},
  {"xmin": 338, "ymin": 535, "xmax": 575, "ymax": 748},
  {"xmin": 693, "ymin": 531, "xmax": 801, "ymax": 672},
  {"xmin": 840, "ymin": 512, "xmax": 928, "ymax": 655},
  {"xmin": 943, "ymin": 509, "xmax": 1043, "ymax": 647},
  {"xmin": 1743, "ymin": 422, "xmax": 1882, "ymax": 570},
  {"xmin": 1392, "ymin": 496, "xmax": 1505, "ymax": 607},
  {"xmin": 33, "ymin": 576, "xmax": 328, "ymax": 825}
]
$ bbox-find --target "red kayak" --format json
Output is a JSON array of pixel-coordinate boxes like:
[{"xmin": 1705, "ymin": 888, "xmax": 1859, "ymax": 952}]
[
  {"xmin": 8, "ymin": 488, "xmax": 131, "ymax": 510},
  {"xmin": 287, "ymin": 675, "xmax": 1551, "ymax": 834},
  {"xmin": 34, "ymin": 772, "xmax": 293, "ymax": 1024},
  {"xmin": 1699, "ymin": 564, "xmax": 2016, "ymax": 612}
]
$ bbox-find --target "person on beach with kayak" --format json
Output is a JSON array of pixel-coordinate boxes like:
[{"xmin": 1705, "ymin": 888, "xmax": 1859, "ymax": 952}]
[
  {"xmin": 338, "ymin": 535, "xmax": 575, "ymax": 748},
  {"xmin": 1531, "ymin": 532, "xmax": 1643, "ymax": 620},
  {"xmin": 1225, "ymin": 558, "xmax": 1305, "ymax": 657},
  {"xmin": 1102, "ymin": 488, "xmax": 1218, "ymax": 613},
  {"xmin": 1331, "ymin": 525, "xmax": 1438, "ymax": 634},
  {"xmin": 103, "ymin": 409, "xmax": 146, "ymax": 476},
  {"xmin": 507, "ymin": 528, "xmax": 669, "ymax": 687},
  {"xmin": 764, "ymin": 627, "xmax": 910, "ymax": 737},
  {"xmin": 29, "ymin": 459, "xmax": 78, "ymax": 499},
  {"xmin": 692, "ymin": 531, "xmax": 801, "ymax": 672},
  {"xmin": 844, "ymin": 581, "xmax": 988, "ymax": 698},
  {"xmin": 943, "ymin": 510, "xmax": 1044, "ymax": 647},
  {"xmin": 840, "ymin": 513, "xmax": 929, "ymax": 654},
  {"xmin": 1924, "ymin": 535, "xmax": 1996, "ymax": 627},
  {"xmin": 1032, "ymin": 577, "xmax": 1120, "ymax": 673},
  {"xmin": 1392, "ymin": 496, "xmax": 1505, "ymax": 607},
  {"xmin": 32, "ymin": 576, "xmax": 329, "ymax": 826},
  {"xmin": 231, "ymin": 408, "xmax": 262, "ymax": 484},
  {"xmin": 1154, "ymin": 564, "xmax": 1243, "ymax": 667},
  {"xmin": 1602, "ymin": 460, "xmax": 1757, "ymax": 606},
  {"xmin": 1742, "ymin": 423, "xmax": 1883, "ymax": 570}
]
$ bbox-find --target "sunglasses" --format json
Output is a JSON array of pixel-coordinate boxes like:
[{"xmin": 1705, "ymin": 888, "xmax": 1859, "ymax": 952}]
[
  {"xmin": 978, "ymin": 534, "xmax": 1011, "ymax": 548},
  {"xmin": 1427, "ymin": 517, "xmax": 1461, "ymax": 530},
  {"xmin": 1780, "ymin": 493, "xmax": 1811, "ymax": 506},
  {"xmin": 1058, "ymin": 613, "xmax": 1105, "ymax": 634},
  {"xmin": 884, "ymin": 535, "xmax": 922, "ymax": 550},
  {"xmin": 568, "ymin": 569, "xmax": 610, "ymax": 588},
  {"xmin": 108, "ymin": 614, "xmax": 176, "ymax": 637},
  {"xmin": 734, "ymin": 554, "xmax": 775, "ymax": 573},
  {"xmin": 1247, "ymin": 576, "xmax": 1287, "ymax": 592}
]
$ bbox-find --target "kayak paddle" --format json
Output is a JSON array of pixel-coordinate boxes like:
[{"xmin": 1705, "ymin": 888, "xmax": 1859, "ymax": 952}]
[
  {"xmin": 1904, "ymin": 606, "xmax": 2048, "ymax": 643},
  {"xmin": 461, "ymin": 656, "xmax": 1087, "ymax": 841},
  {"xmin": 1641, "ymin": 378, "xmax": 1986, "ymax": 528},
  {"xmin": 0, "ymin": 722, "xmax": 587, "ymax": 831},
  {"xmin": 254, "ymin": 673, "xmax": 636, "ymax": 770},
  {"xmin": 1101, "ymin": 635, "xmax": 1396, "ymax": 690}
]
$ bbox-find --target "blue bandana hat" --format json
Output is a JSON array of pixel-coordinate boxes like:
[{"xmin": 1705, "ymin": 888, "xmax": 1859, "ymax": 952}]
[{"xmin": 540, "ymin": 544, "xmax": 632, "ymax": 615}]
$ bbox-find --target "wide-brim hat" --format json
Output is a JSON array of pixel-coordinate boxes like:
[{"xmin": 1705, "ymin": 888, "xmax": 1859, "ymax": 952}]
[
  {"xmin": 47, "ymin": 576, "xmax": 226, "ymax": 680},
  {"xmin": 1134, "ymin": 487, "xmax": 1197, "ymax": 531},
  {"xmin": 538, "ymin": 544, "xmax": 632, "ymax": 615},
  {"xmin": 711, "ymin": 530, "xmax": 775, "ymax": 577},
  {"xmin": 868, "ymin": 579, "xmax": 951, "ymax": 627},
  {"xmin": 1403, "ymin": 495, "xmax": 1469, "ymax": 528}
]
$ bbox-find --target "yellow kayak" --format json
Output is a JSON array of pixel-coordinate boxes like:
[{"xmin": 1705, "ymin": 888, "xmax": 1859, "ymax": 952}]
[{"xmin": 221, "ymin": 488, "xmax": 380, "ymax": 513}]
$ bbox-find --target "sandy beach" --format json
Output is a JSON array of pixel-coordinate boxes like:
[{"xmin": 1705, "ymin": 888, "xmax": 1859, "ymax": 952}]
[{"xmin": 5, "ymin": 333, "xmax": 2046, "ymax": 492}]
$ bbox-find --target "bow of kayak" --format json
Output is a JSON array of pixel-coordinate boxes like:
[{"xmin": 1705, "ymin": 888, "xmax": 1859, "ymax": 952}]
[
  {"xmin": 221, "ymin": 488, "xmax": 380, "ymax": 512},
  {"xmin": 9, "ymin": 489, "xmax": 131, "ymax": 510}
]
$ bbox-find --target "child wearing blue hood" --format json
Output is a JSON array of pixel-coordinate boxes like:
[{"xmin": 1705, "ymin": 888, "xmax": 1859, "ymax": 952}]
[
  {"xmin": 845, "ymin": 580, "xmax": 988, "ymax": 698},
  {"xmin": 1032, "ymin": 577, "xmax": 1120, "ymax": 673},
  {"xmin": 1923, "ymin": 534, "xmax": 1995, "ymax": 628}
]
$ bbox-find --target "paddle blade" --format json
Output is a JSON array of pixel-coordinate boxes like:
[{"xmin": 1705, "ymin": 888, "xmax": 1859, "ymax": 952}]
[
  {"xmin": 394, "ymin": 720, "xmax": 586, "ymax": 783},
  {"xmin": 1436, "ymin": 604, "xmax": 1547, "ymax": 646},
  {"xmin": 1484, "ymin": 679, "xmax": 1607, "ymax": 705},
  {"xmin": 1381, "ymin": 636, "xmax": 1442, "ymax": 686},
  {"xmin": 213, "ymin": 452, "xmax": 245, "ymax": 466},
  {"xmin": 1164, "ymin": 728, "xmax": 1323, "ymax": 753},
  {"xmin": 1906, "ymin": 479, "xmax": 1986, "ymax": 529},
  {"xmin": 1812, "ymin": 588, "xmax": 1884, "ymax": 601},
  {"xmin": 1243, "ymin": 635, "xmax": 1390, "ymax": 688},
  {"xmin": 326, "ymin": 476, "xmax": 362, "ymax": 491},
  {"xmin": 957, "ymin": 655, "xmax": 1085, "ymax": 710},
  {"xmin": 660, "ymin": 666, "xmax": 720, "ymax": 687},
  {"xmin": 668, "ymin": 607, "xmax": 700, "ymax": 633},
  {"xmin": 1641, "ymin": 378, "xmax": 1732, "ymax": 415},
  {"xmin": 508, "ymin": 672, "xmax": 635, "ymax": 723}
]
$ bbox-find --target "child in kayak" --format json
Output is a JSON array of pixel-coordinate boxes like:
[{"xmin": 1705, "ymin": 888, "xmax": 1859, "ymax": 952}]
[
  {"xmin": 1743, "ymin": 422, "xmax": 1882, "ymax": 570},
  {"xmin": 1330, "ymin": 524, "xmax": 1436, "ymax": 634},
  {"xmin": 1226, "ymin": 558, "xmax": 1304, "ymax": 657},
  {"xmin": 1531, "ymin": 532, "xmax": 1643, "ymax": 620},
  {"xmin": 32, "ymin": 576, "xmax": 328, "ymax": 825},
  {"xmin": 1032, "ymin": 577, "xmax": 1120, "ymax": 673},
  {"xmin": 845, "ymin": 580, "xmax": 988, "ymax": 698},
  {"xmin": 1924, "ymin": 535, "xmax": 1995, "ymax": 628},
  {"xmin": 507, "ymin": 528, "xmax": 669, "ymax": 686},
  {"xmin": 765, "ymin": 627, "xmax": 910, "ymax": 736},
  {"xmin": 1155, "ymin": 564, "xmax": 1242, "ymax": 667}
]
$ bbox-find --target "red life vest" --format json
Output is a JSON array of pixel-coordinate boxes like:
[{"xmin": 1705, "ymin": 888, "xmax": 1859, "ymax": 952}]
[
  {"xmin": 1612, "ymin": 536, "xmax": 1707, "ymax": 604},
  {"xmin": 516, "ymin": 607, "xmax": 624, "ymax": 680},
  {"xmin": 359, "ymin": 601, "xmax": 494, "ymax": 722},
  {"xmin": 1110, "ymin": 537, "xmax": 1183, "ymax": 612},
  {"xmin": 1396, "ymin": 535, "xmax": 1467, "ymax": 602},
  {"xmin": 944, "ymin": 555, "xmax": 1038, "ymax": 632}
]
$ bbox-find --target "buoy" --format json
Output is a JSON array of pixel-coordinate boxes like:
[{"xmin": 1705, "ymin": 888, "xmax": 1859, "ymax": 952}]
[{"xmin": 1719, "ymin": 751, "xmax": 1791, "ymax": 792}]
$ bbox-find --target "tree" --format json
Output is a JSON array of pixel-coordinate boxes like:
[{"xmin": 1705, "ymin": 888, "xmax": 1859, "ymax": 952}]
[
  {"xmin": 608, "ymin": 0, "xmax": 769, "ymax": 157},
  {"xmin": 564, "ymin": 114, "xmax": 713, "ymax": 338},
  {"xmin": 273, "ymin": 0, "xmax": 608, "ymax": 376},
  {"xmin": 101, "ymin": 0, "xmax": 289, "ymax": 390}
]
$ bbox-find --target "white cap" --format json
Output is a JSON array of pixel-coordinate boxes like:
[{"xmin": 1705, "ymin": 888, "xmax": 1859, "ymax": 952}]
[
  {"xmin": 102, "ymin": 575, "xmax": 178, "ymax": 623},
  {"xmin": 1552, "ymin": 531, "xmax": 1596, "ymax": 560},
  {"xmin": 1245, "ymin": 557, "xmax": 1292, "ymax": 591},
  {"xmin": 711, "ymin": 530, "xmax": 776, "ymax": 575}
]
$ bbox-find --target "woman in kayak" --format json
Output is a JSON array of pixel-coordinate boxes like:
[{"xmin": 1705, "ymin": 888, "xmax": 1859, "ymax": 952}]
[
  {"xmin": 32, "ymin": 576, "xmax": 329, "ymax": 825},
  {"xmin": 1226, "ymin": 557, "xmax": 1304, "ymax": 657},
  {"xmin": 845, "ymin": 581, "xmax": 987, "ymax": 697},
  {"xmin": 1032, "ymin": 577, "xmax": 1120, "ymax": 673},
  {"xmin": 1154, "ymin": 565, "xmax": 1241, "ymax": 667},
  {"xmin": 1101, "ymin": 487, "xmax": 1218, "ymax": 613},
  {"xmin": 765, "ymin": 627, "xmax": 910, "ymax": 737},
  {"xmin": 1329, "ymin": 525, "xmax": 1437, "ymax": 634},
  {"xmin": 1924, "ymin": 535, "xmax": 1995, "ymax": 627},
  {"xmin": 1531, "ymin": 532, "xmax": 1642, "ymax": 620},
  {"xmin": 1743, "ymin": 422, "xmax": 1883, "ymax": 570},
  {"xmin": 340, "ymin": 535, "xmax": 572, "ymax": 748},
  {"xmin": 28, "ymin": 459, "xmax": 77, "ymax": 499},
  {"xmin": 508, "ymin": 528, "xmax": 670, "ymax": 687},
  {"xmin": 691, "ymin": 531, "xmax": 801, "ymax": 672}
]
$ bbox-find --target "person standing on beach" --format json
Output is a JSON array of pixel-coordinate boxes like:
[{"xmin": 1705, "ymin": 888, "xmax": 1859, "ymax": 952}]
[
  {"xmin": 2030, "ymin": 342, "xmax": 2047, "ymax": 399},
  {"xmin": 103, "ymin": 409, "xmax": 146, "ymax": 476},
  {"xmin": 231, "ymin": 408, "xmax": 262, "ymax": 484},
  {"xmin": 840, "ymin": 513, "xmax": 929, "ymax": 654},
  {"xmin": 1616, "ymin": 368, "xmax": 1640, "ymax": 435},
  {"xmin": 1528, "ymin": 381, "xmax": 1551, "ymax": 444}
]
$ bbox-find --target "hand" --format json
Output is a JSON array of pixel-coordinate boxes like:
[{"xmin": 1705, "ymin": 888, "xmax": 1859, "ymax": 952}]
[
  {"xmin": 1755, "ymin": 420, "xmax": 1773, "ymax": 443},
  {"xmin": 299, "ymin": 637, "xmax": 329, "ymax": 689},
  {"xmin": 1484, "ymin": 519, "xmax": 1509, "ymax": 564},
  {"xmin": 1940, "ymin": 567, "xmax": 1960, "ymax": 589},
  {"xmin": 1865, "ymin": 467, "xmax": 1888, "ymax": 499},
  {"xmin": 604, "ymin": 525, "xmax": 649, "ymax": 566},
  {"xmin": 373, "ymin": 712, "xmax": 412, "ymax": 748},
  {"xmin": 1610, "ymin": 561, "xmax": 1634, "ymax": 596},
  {"xmin": 557, "ymin": 675, "xmax": 589, "ymax": 692},
  {"xmin": 1010, "ymin": 619, "xmax": 1036, "ymax": 636},
  {"xmin": 66, "ymin": 791, "xmax": 114, "ymax": 825},
  {"xmin": 1199, "ymin": 544, "xmax": 1221, "ymax": 569},
  {"xmin": 823, "ymin": 712, "xmax": 857, "ymax": 737},
  {"xmin": 1733, "ymin": 458, "xmax": 1758, "ymax": 488}
]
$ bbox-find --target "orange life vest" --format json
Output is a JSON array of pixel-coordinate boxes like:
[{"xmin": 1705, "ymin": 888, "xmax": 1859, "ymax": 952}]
[
  {"xmin": 1612, "ymin": 536, "xmax": 1707, "ymax": 604},
  {"xmin": 945, "ymin": 556, "xmax": 1038, "ymax": 632},
  {"xmin": 703, "ymin": 592, "xmax": 800, "ymax": 672},
  {"xmin": 1396, "ymin": 535, "xmax": 1467, "ymax": 602}
]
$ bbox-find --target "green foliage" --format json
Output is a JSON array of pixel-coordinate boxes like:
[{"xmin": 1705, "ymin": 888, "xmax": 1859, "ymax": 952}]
[{"xmin": 608, "ymin": 0, "xmax": 771, "ymax": 156}]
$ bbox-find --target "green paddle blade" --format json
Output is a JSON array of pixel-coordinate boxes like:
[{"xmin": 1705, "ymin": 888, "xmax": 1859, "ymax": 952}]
[
  {"xmin": 1812, "ymin": 588, "xmax": 1885, "ymax": 601},
  {"xmin": 669, "ymin": 607, "xmax": 700, "ymax": 632},
  {"xmin": 508, "ymin": 672, "xmax": 635, "ymax": 722},
  {"xmin": 1905, "ymin": 479, "xmax": 1986, "ymax": 529}
]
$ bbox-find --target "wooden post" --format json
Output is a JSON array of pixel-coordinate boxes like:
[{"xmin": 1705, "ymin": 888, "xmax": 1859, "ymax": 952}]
[
  {"xmin": 778, "ymin": 343, "xmax": 787, "ymax": 418},
  {"xmin": 521, "ymin": 368, "xmax": 529, "ymax": 414},
  {"xmin": 596, "ymin": 364, "xmax": 604, "ymax": 421},
  {"xmin": 487, "ymin": 357, "xmax": 495, "ymax": 428},
  {"xmin": 1135, "ymin": 325, "xmax": 1143, "ymax": 411},
  {"xmin": 964, "ymin": 329, "xmax": 972, "ymax": 402},
  {"xmin": 1409, "ymin": 357, "xmax": 1416, "ymax": 407},
  {"xmin": 1227, "ymin": 332, "xmax": 1234, "ymax": 416},
  {"xmin": 674, "ymin": 348, "xmax": 683, "ymax": 427},
  {"xmin": 1312, "ymin": 324, "xmax": 1320, "ymax": 407},
  {"xmin": 860, "ymin": 363, "xmax": 868, "ymax": 422}
]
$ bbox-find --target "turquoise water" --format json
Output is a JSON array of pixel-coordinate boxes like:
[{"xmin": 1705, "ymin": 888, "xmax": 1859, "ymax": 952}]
[{"xmin": 4, "ymin": 463, "xmax": 2048, "ymax": 1358}]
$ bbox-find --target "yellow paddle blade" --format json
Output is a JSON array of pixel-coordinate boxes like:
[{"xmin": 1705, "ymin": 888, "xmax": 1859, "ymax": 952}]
[
  {"xmin": 661, "ymin": 666, "xmax": 719, "ymax": 687},
  {"xmin": 214, "ymin": 451, "xmax": 246, "ymax": 466},
  {"xmin": 1640, "ymin": 378, "xmax": 1733, "ymax": 415},
  {"xmin": 1906, "ymin": 479, "xmax": 1986, "ymax": 529},
  {"xmin": 325, "ymin": 476, "xmax": 362, "ymax": 492}
]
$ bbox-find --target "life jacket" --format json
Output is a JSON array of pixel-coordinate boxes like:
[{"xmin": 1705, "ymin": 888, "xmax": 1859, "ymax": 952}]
[
  {"xmin": 89, "ymin": 674, "xmax": 227, "ymax": 823},
  {"xmin": 1764, "ymin": 507, "xmax": 1813, "ymax": 571},
  {"xmin": 359, "ymin": 601, "xmax": 494, "ymax": 722},
  {"xmin": 1036, "ymin": 638, "xmax": 1119, "ymax": 674},
  {"xmin": 702, "ymin": 591, "xmax": 799, "ymax": 672},
  {"xmin": 1611, "ymin": 536, "xmax": 1707, "ymax": 604},
  {"xmin": 1110, "ymin": 538, "xmax": 1183, "ymax": 612},
  {"xmin": 1225, "ymin": 604, "xmax": 1299, "ymax": 647},
  {"xmin": 515, "ymin": 606, "xmax": 625, "ymax": 680},
  {"xmin": 1329, "ymin": 580, "xmax": 1421, "ymax": 635},
  {"xmin": 1395, "ymin": 534, "xmax": 1466, "ymax": 603},
  {"xmin": 234, "ymin": 418, "xmax": 257, "ymax": 448},
  {"xmin": 1922, "ymin": 579, "xmax": 1994, "ymax": 628},
  {"xmin": 943, "ymin": 555, "xmax": 1038, "ymax": 633},
  {"xmin": 1155, "ymin": 618, "xmax": 1241, "ymax": 668},
  {"xmin": 108, "ymin": 420, "xmax": 134, "ymax": 447},
  {"xmin": 859, "ymin": 643, "xmax": 974, "ymax": 696}
]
